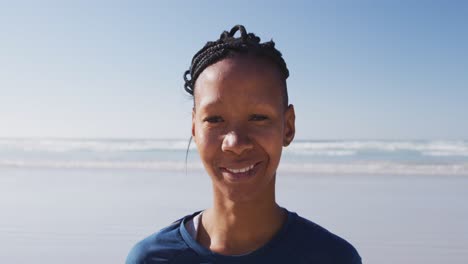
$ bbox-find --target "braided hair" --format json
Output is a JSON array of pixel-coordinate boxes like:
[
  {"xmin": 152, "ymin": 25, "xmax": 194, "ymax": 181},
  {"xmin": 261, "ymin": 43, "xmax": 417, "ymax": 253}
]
[{"xmin": 183, "ymin": 25, "xmax": 290, "ymax": 107}]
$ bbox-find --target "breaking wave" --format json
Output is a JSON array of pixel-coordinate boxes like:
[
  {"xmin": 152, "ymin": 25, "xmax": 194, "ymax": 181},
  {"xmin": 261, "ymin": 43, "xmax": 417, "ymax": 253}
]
[
  {"xmin": 1, "ymin": 159, "xmax": 467, "ymax": 176},
  {"xmin": 0, "ymin": 138, "xmax": 195, "ymax": 152},
  {"xmin": 286, "ymin": 140, "xmax": 468, "ymax": 157},
  {"xmin": 1, "ymin": 138, "xmax": 467, "ymax": 175},
  {"xmin": 1, "ymin": 138, "xmax": 468, "ymax": 156}
]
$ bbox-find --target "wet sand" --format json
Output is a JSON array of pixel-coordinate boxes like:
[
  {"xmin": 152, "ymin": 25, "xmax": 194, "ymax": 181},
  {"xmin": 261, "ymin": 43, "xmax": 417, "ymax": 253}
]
[{"xmin": 0, "ymin": 168, "xmax": 467, "ymax": 263}]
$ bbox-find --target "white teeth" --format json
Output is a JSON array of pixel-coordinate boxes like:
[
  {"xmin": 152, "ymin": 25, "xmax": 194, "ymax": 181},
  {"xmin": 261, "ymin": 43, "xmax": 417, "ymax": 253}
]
[{"xmin": 226, "ymin": 164, "xmax": 255, "ymax": 174}]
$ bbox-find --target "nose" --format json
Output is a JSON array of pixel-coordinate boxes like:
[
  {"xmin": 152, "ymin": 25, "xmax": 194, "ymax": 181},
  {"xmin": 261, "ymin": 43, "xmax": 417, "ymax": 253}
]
[{"xmin": 221, "ymin": 129, "xmax": 253, "ymax": 155}]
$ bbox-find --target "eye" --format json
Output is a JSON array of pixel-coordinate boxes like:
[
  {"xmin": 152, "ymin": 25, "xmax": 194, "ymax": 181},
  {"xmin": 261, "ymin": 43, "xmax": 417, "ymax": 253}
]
[
  {"xmin": 203, "ymin": 116, "xmax": 224, "ymax": 123},
  {"xmin": 250, "ymin": 114, "xmax": 268, "ymax": 121}
]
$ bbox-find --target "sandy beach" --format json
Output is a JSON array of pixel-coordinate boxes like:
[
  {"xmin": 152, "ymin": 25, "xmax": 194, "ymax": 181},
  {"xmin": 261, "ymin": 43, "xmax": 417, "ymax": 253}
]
[{"xmin": 1, "ymin": 167, "xmax": 467, "ymax": 263}]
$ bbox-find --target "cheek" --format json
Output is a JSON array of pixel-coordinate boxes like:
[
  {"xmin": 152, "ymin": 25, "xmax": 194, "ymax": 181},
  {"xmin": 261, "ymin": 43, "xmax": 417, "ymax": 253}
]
[
  {"xmin": 253, "ymin": 122, "xmax": 283, "ymax": 141},
  {"xmin": 195, "ymin": 125, "xmax": 220, "ymax": 159},
  {"xmin": 252, "ymin": 125, "xmax": 284, "ymax": 157}
]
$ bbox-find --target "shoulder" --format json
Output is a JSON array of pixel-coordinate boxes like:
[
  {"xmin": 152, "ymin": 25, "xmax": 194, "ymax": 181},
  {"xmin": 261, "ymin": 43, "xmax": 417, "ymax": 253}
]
[
  {"xmin": 125, "ymin": 217, "xmax": 194, "ymax": 264},
  {"xmin": 287, "ymin": 212, "xmax": 362, "ymax": 263}
]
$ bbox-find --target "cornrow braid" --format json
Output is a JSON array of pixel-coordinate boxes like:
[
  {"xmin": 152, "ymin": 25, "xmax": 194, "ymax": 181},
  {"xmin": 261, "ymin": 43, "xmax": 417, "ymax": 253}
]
[{"xmin": 183, "ymin": 25, "xmax": 290, "ymax": 98}]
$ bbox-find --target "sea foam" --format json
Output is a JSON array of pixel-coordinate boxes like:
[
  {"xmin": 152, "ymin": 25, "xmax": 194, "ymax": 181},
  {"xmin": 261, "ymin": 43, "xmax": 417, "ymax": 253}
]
[{"xmin": 1, "ymin": 138, "xmax": 467, "ymax": 175}]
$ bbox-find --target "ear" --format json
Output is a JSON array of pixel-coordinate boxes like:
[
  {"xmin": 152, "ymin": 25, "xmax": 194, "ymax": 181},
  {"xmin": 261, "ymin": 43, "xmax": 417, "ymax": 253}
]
[
  {"xmin": 283, "ymin": 104, "xmax": 296, "ymax": 147},
  {"xmin": 191, "ymin": 108, "xmax": 196, "ymax": 141}
]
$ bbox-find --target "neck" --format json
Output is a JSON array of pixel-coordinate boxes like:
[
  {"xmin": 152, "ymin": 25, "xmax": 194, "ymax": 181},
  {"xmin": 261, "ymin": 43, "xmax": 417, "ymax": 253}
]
[{"xmin": 198, "ymin": 187, "xmax": 286, "ymax": 255}]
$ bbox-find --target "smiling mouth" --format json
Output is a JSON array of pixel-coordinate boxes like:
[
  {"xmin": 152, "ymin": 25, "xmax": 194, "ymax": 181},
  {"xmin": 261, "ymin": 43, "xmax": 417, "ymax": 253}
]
[
  {"xmin": 220, "ymin": 162, "xmax": 259, "ymax": 180},
  {"xmin": 225, "ymin": 164, "xmax": 255, "ymax": 174}
]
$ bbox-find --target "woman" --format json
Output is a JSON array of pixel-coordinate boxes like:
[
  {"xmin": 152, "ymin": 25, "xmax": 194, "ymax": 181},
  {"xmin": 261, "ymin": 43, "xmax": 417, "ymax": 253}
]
[{"xmin": 127, "ymin": 25, "xmax": 361, "ymax": 264}]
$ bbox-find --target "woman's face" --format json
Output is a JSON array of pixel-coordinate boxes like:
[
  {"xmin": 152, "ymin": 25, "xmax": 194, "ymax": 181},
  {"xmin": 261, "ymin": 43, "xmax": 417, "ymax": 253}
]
[{"xmin": 192, "ymin": 55, "xmax": 295, "ymax": 203}]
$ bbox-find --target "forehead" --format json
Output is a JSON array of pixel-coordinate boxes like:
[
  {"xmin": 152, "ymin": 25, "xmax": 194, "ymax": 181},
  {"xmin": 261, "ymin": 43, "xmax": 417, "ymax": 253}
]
[{"xmin": 194, "ymin": 55, "xmax": 285, "ymax": 109}]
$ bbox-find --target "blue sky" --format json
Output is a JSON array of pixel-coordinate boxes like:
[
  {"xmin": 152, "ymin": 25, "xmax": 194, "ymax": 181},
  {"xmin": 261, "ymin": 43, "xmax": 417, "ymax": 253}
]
[{"xmin": 0, "ymin": 1, "xmax": 467, "ymax": 139}]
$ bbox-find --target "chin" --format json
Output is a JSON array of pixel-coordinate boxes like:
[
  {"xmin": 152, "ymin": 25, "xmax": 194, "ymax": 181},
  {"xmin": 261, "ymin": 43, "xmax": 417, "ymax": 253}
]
[{"xmin": 217, "ymin": 176, "xmax": 277, "ymax": 204}]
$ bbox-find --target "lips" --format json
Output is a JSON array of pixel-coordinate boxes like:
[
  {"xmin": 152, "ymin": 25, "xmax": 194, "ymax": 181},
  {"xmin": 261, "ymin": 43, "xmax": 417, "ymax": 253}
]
[
  {"xmin": 220, "ymin": 162, "xmax": 260, "ymax": 180},
  {"xmin": 225, "ymin": 164, "xmax": 255, "ymax": 173}
]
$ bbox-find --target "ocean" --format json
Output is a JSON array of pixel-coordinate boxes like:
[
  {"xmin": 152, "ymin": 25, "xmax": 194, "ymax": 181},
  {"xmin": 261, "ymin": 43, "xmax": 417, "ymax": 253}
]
[
  {"xmin": 1, "ymin": 138, "xmax": 467, "ymax": 263},
  {"xmin": 1, "ymin": 138, "xmax": 467, "ymax": 175}
]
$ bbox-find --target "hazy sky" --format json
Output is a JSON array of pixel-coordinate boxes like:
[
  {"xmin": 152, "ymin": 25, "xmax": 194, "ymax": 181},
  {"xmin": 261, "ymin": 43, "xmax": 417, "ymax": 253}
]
[{"xmin": 1, "ymin": 1, "xmax": 467, "ymax": 139}]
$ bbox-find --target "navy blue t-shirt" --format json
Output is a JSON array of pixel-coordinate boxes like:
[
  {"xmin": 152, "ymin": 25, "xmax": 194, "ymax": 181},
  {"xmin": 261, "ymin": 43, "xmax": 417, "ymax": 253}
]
[{"xmin": 126, "ymin": 210, "xmax": 361, "ymax": 263}]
